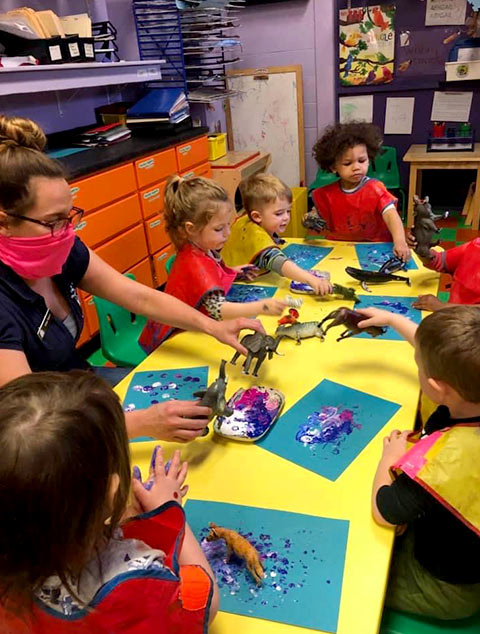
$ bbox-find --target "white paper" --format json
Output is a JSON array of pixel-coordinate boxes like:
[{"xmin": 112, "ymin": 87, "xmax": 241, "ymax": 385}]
[
  {"xmin": 400, "ymin": 31, "xmax": 411, "ymax": 47},
  {"xmin": 457, "ymin": 47, "xmax": 480, "ymax": 61},
  {"xmin": 339, "ymin": 95, "xmax": 373, "ymax": 124},
  {"xmin": 425, "ymin": 0, "xmax": 467, "ymax": 26},
  {"xmin": 384, "ymin": 97, "xmax": 415, "ymax": 135},
  {"xmin": 431, "ymin": 91, "xmax": 473, "ymax": 122}
]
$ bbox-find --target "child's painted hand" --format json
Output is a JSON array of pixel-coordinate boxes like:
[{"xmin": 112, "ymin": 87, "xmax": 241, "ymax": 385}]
[
  {"xmin": 412, "ymin": 294, "xmax": 445, "ymax": 312},
  {"xmin": 393, "ymin": 239, "xmax": 411, "ymax": 262},
  {"xmin": 232, "ymin": 264, "xmax": 261, "ymax": 281},
  {"xmin": 306, "ymin": 274, "xmax": 332, "ymax": 295},
  {"xmin": 132, "ymin": 447, "xmax": 188, "ymax": 513},
  {"xmin": 381, "ymin": 429, "xmax": 410, "ymax": 466},
  {"xmin": 356, "ymin": 307, "xmax": 395, "ymax": 328},
  {"xmin": 260, "ymin": 298, "xmax": 289, "ymax": 316}
]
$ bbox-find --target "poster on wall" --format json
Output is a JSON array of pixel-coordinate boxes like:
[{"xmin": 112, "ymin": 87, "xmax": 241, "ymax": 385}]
[
  {"xmin": 339, "ymin": 4, "xmax": 396, "ymax": 86},
  {"xmin": 425, "ymin": 0, "xmax": 467, "ymax": 26}
]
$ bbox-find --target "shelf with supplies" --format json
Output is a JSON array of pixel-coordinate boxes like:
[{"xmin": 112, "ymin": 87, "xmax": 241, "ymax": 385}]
[{"xmin": 0, "ymin": 59, "xmax": 165, "ymax": 96}]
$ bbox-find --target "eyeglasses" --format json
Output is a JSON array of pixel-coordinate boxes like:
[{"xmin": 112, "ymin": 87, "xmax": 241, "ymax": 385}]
[{"xmin": 4, "ymin": 207, "xmax": 85, "ymax": 238}]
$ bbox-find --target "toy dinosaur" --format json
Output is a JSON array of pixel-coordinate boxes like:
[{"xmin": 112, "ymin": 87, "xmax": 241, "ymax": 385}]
[
  {"xmin": 345, "ymin": 266, "xmax": 411, "ymax": 292},
  {"xmin": 319, "ymin": 307, "xmax": 386, "ymax": 341},
  {"xmin": 277, "ymin": 308, "xmax": 299, "ymax": 326},
  {"xmin": 193, "ymin": 360, "xmax": 233, "ymax": 435},
  {"xmin": 275, "ymin": 320, "xmax": 325, "ymax": 344},
  {"xmin": 230, "ymin": 333, "xmax": 283, "ymax": 377},
  {"xmin": 411, "ymin": 195, "xmax": 448, "ymax": 259},
  {"xmin": 206, "ymin": 523, "xmax": 265, "ymax": 585},
  {"xmin": 331, "ymin": 283, "xmax": 360, "ymax": 303}
]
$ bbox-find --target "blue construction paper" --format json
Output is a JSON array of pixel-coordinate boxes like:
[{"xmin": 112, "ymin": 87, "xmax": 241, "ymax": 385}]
[
  {"xmin": 185, "ymin": 499, "xmax": 349, "ymax": 632},
  {"xmin": 123, "ymin": 366, "xmax": 209, "ymax": 441},
  {"xmin": 353, "ymin": 295, "xmax": 422, "ymax": 341},
  {"xmin": 355, "ymin": 243, "xmax": 417, "ymax": 271},
  {"xmin": 283, "ymin": 243, "xmax": 332, "ymax": 269},
  {"xmin": 46, "ymin": 147, "xmax": 90, "ymax": 158},
  {"xmin": 259, "ymin": 379, "xmax": 400, "ymax": 481},
  {"xmin": 226, "ymin": 284, "xmax": 277, "ymax": 303}
]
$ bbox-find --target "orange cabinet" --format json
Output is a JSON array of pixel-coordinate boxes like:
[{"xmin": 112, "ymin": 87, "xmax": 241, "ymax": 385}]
[
  {"xmin": 139, "ymin": 179, "xmax": 168, "ymax": 220},
  {"xmin": 76, "ymin": 320, "xmax": 90, "ymax": 347},
  {"xmin": 144, "ymin": 213, "xmax": 170, "ymax": 254},
  {"xmin": 74, "ymin": 194, "xmax": 142, "ymax": 248},
  {"xmin": 95, "ymin": 224, "xmax": 148, "ymax": 273},
  {"xmin": 126, "ymin": 257, "xmax": 155, "ymax": 288},
  {"xmin": 83, "ymin": 295, "xmax": 99, "ymax": 335},
  {"xmin": 180, "ymin": 161, "xmax": 212, "ymax": 180},
  {"xmin": 153, "ymin": 243, "xmax": 176, "ymax": 287},
  {"xmin": 70, "ymin": 163, "xmax": 137, "ymax": 213},
  {"xmin": 176, "ymin": 136, "xmax": 209, "ymax": 172},
  {"xmin": 134, "ymin": 148, "xmax": 177, "ymax": 189}
]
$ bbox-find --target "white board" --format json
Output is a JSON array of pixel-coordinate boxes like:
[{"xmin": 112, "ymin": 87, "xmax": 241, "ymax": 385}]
[{"xmin": 227, "ymin": 69, "xmax": 304, "ymax": 187}]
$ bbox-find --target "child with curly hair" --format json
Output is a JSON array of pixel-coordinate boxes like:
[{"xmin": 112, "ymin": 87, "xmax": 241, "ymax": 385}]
[{"xmin": 304, "ymin": 122, "xmax": 410, "ymax": 261}]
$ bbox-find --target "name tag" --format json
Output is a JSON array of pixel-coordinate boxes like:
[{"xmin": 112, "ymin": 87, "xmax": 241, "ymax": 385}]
[{"xmin": 37, "ymin": 309, "xmax": 53, "ymax": 341}]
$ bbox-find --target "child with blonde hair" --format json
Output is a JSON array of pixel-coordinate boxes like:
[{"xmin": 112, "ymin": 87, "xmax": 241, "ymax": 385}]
[
  {"xmin": 139, "ymin": 175, "xmax": 287, "ymax": 353},
  {"xmin": 0, "ymin": 371, "xmax": 219, "ymax": 633},
  {"xmin": 221, "ymin": 173, "xmax": 332, "ymax": 295}
]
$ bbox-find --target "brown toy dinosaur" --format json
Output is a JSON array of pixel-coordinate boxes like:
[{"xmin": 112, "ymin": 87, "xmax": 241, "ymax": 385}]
[{"xmin": 206, "ymin": 523, "xmax": 265, "ymax": 585}]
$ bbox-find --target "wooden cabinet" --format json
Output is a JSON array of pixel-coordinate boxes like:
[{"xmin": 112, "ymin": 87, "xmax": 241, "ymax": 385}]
[{"xmin": 72, "ymin": 133, "xmax": 209, "ymax": 347}]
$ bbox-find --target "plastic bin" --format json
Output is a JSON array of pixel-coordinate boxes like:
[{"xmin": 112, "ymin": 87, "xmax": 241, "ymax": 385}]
[{"xmin": 208, "ymin": 133, "xmax": 227, "ymax": 161}]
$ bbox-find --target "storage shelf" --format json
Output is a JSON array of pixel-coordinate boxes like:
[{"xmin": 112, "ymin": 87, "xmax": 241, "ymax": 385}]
[{"xmin": 0, "ymin": 60, "xmax": 165, "ymax": 96}]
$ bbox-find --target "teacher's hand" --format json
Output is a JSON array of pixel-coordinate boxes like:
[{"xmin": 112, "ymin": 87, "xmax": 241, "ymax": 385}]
[
  {"xmin": 143, "ymin": 399, "xmax": 212, "ymax": 443},
  {"xmin": 207, "ymin": 317, "xmax": 265, "ymax": 356}
]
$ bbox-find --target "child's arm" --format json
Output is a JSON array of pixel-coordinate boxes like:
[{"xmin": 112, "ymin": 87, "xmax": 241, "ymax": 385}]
[
  {"xmin": 356, "ymin": 307, "xmax": 417, "ymax": 345},
  {"xmin": 220, "ymin": 297, "xmax": 288, "ymax": 318},
  {"xmin": 383, "ymin": 207, "xmax": 410, "ymax": 262},
  {"xmin": 372, "ymin": 429, "xmax": 410, "ymax": 526},
  {"xmin": 280, "ymin": 259, "xmax": 332, "ymax": 296}
]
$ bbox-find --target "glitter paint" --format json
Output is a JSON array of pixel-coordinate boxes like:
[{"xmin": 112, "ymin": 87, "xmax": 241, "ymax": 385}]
[
  {"xmin": 355, "ymin": 243, "xmax": 417, "ymax": 271},
  {"xmin": 296, "ymin": 406, "xmax": 361, "ymax": 455},
  {"xmin": 354, "ymin": 295, "xmax": 422, "ymax": 341},
  {"xmin": 226, "ymin": 284, "xmax": 277, "ymax": 303},
  {"xmin": 214, "ymin": 387, "xmax": 284, "ymax": 441},
  {"xmin": 372, "ymin": 299, "xmax": 409, "ymax": 315},
  {"xmin": 283, "ymin": 243, "xmax": 333, "ymax": 270},
  {"xmin": 289, "ymin": 269, "xmax": 331, "ymax": 294}
]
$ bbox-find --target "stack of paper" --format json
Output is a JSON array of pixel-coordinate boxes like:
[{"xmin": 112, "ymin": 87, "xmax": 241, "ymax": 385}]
[
  {"xmin": 0, "ymin": 9, "xmax": 91, "ymax": 39},
  {"xmin": 73, "ymin": 123, "xmax": 131, "ymax": 147},
  {"xmin": 126, "ymin": 89, "xmax": 190, "ymax": 128}
]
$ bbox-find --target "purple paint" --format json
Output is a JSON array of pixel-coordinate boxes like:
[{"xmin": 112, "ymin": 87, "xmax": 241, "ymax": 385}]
[
  {"xmin": 296, "ymin": 406, "xmax": 361, "ymax": 454},
  {"xmin": 373, "ymin": 300, "xmax": 409, "ymax": 315}
]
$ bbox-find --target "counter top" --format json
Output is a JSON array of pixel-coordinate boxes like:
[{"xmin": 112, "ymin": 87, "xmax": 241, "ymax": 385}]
[{"xmin": 58, "ymin": 126, "xmax": 209, "ymax": 181}]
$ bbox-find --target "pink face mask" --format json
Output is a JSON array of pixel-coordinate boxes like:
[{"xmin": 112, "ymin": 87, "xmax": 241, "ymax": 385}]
[{"xmin": 0, "ymin": 226, "xmax": 76, "ymax": 280}]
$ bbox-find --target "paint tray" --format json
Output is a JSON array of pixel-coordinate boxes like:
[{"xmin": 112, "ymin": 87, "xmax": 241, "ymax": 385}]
[
  {"xmin": 290, "ymin": 269, "xmax": 330, "ymax": 294},
  {"xmin": 213, "ymin": 386, "xmax": 285, "ymax": 441}
]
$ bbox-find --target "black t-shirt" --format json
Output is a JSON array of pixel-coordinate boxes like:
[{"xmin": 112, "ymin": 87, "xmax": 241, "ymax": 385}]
[
  {"xmin": 0, "ymin": 237, "xmax": 90, "ymax": 372},
  {"xmin": 377, "ymin": 405, "xmax": 480, "ymax": 584}
]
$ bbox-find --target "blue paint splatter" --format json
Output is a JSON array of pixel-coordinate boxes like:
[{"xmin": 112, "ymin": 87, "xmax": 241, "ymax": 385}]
[
  {"xmin": 295, "ymin": 406, "xmax": 361, "ymax": 455},
  {"xmin": 226, "ymin": 284, "xmax": 277, "ymax": 303},
  {"xmin": 215, "ymin": 387, "xmax": 283, "ymax": 440},
  {"xmin": 373, "ymin": 300, "xmax": 409, "ymax": 315}
]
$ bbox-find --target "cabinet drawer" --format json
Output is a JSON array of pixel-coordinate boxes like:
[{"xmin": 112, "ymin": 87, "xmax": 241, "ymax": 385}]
[
  {"xmin": 153, "ymin": 244, "xmax": 175, "ymax": 287},
  {"xmin": 74, "ymin": 194, "xmax": 142, "ymax": 248},
  {"xmin": 70, "ymin": 163, "xmax": 136, "ymax": 213},
  {"xmin": 139, "ymin": 179, "xmax": 168, "ymax": 220},
  {"xmin": 176, "ymin": 136, "xmax": 209, "ymax": 172},
  {"xmin": 180, "ymin": 161, "xmax": 212, "ymax": 180},
  {"xmin": 76, "ymin": 319, "xmax": 91, "ymax": 347},
  {"xmin": 135, "ymin": 148, "xmax": 177, "ymax": 189},
  {"xmin": 83, "ymin": 295, "xmax": 99, "ymax": 335},
  {"xmin": 126, "ymin": 257, "xmax": 154, "ymax": 288},
  {"xmin": 145, "ymin": 214, "xmax": 170, "ymax": 254},
  {"xmin": 95, "ymin": 224, "xmax": 148, "ymax": 273}
]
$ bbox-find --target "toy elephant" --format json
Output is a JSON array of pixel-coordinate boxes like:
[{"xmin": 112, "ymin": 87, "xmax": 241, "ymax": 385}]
[
  {"xmin": 319, "ymin": 307, "xmax": 386, "ymax": 341},
  {"xmin": 411, "ymin": 195, "xmax": 447, "ymax": 259},
  {"xmin": 230, "ymin": 333, "xmax": 282, "ymax": 377}
]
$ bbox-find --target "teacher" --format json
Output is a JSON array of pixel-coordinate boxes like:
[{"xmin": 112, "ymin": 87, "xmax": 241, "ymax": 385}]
[{"xmin": 0, "ymin": 115, "xmax": 262, "ymax": 442}]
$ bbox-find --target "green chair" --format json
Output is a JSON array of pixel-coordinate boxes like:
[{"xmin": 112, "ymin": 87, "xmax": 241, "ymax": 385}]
[
  {"xmin": 308, "ymin": 168, "xmax": 339, "ymax": 194},
  {"xmin": 93, "ymin": 273, "xmax": 148, "ymax": 367},
  {"xmin": 165, "ymin": 254, "xmax": 176, "ymax": 275},
  {"xmin": 380, "ymin": 608, "xmax": 480, "ymax": 634},
  {"xmin": 368, "ymin": 145, "xmax": 406, "ymax": 215}
]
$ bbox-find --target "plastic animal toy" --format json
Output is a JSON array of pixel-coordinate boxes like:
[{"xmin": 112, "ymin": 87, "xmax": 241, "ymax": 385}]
[
  {"xmin": 276, "ymin": 320, "xmax": 325, "ymax": 344},
  {"xmin": 277, "ymin": 308, "xmax": 299, "ymax": 326},
  {"xmin": 378, "ymin": 256, "xmax": 406, "ymax": 275},
  {"xmin": 230, "ymin": 333, "xmax": 283, "ymax": 377},
  {"xmin": 332, "ymin": 283, "xmax": 360, "ymax": 303},
  {"xmin": 290, "ymin": 269, "xmax": 330, "ymax": 294},
  {"xmin": 411, "ymin": 195, "xmax": 448, "ymax": 259},
  {"xmin": 193, "ymin": 360, "xmax": 233, "ymax": 421},
  {"xmin": 319, "ymin": 307, "xmax": 386, "ymax": 341},
  {"xmin": 345, "ymin": 266, "xmax": 411, "ymax": 292},
  {"xmin": 302, "ymin": 209, "xmax": 327, "ymax": 232},
  {"xmin": 206, "ymin": 523, "xmax": 265, "ymax": 585},
  {"xmin": 284, "ymin": 294, "xmax": 303, "ymax": 308}
]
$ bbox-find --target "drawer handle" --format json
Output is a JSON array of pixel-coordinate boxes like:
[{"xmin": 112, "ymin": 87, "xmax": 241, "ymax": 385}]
[
  {"xmin": 157, "ymin": 253, "xmax": 168, "ymax": 262},
  {"xmin": 138, "ymin": 158, "xmax": 154, "ymax": 170},
  {"xmin": 74, "ymin": 220, "xmax": 87, "ymax": 232},
  {"xmin": 143, "ymin": 188, "xmax": 160, "ymax": 200},
  {"xmin": 71, "ymin": 186, "xmax": 80, "ymax": 196},
  {"xmin": 149, "ymin": 219, "xmax": 162, "ymax": 228},
  {"xmin": 88, "ymin": 299, "xmax": 94, "ymax": 306},
  {"xmin": 179, "ymin": 145, "xmax": 192, "ymax": 155},
  {"xmin": 183, "ymin": 172, "xmax": 194, "ymax": 179}
]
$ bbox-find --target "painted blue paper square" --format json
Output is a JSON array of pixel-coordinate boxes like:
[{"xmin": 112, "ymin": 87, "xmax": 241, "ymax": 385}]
[
  {"xmin": 355, "ymin": 243, "xmax": 417, "ymax": 271},
  {"xmin": 283, "ymin": 243, "xmax": 332, "ymax": 269},
  {"xmin": 354, "ymin": 295, "xmax": 422, "ymax": 341},
  {"xmin": 259, "ymin": 379, "xmax": 400, "ymax": 481},
  {"xmin": 226, "ymin": 284, "xmax": 277, "ymax": 303},
  {"xmin": 186, "ymin": 500, "xmax": 349, "ymax": 632},
  {"xmin": 123, "ymin": 366, "xmax": 209, "ymax": 442}
]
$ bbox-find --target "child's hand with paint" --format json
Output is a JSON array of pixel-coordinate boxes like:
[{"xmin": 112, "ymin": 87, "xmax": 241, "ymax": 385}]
[{"xmin": 132, "ymin": 446, "xmax": 189, "ymax": 513}]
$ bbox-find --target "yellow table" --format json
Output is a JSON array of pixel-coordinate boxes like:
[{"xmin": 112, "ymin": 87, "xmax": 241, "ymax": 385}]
[{"xmin": 115, "ymin": 239, "xmax": 439, "ymax": 634}]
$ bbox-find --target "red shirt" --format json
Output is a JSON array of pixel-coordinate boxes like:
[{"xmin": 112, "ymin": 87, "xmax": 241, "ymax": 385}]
[
  {"xmin": 311, "ymin": 178, "xmax": 397, "ymax": 242},
  {"xmin": 426, "ymin": 238, "xmax": 480, "ymax": 304}
]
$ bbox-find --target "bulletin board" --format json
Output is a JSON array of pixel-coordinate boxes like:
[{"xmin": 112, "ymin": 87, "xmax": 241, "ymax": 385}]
[{"xmin": 226, "ymin": 65, "xmax": 305, "ymax": 187}]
